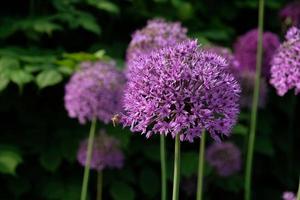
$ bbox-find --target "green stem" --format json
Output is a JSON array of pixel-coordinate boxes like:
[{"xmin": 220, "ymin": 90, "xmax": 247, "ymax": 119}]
[
  {"xmin": 244, "ymin": 0, "xmax": 264, "ymax": 199},
  {"xmin": 97, "ymin": 171, "xmax": 103, "ymax": 200},
  {"xmin": 80, "ymin": 118, "xmax": 97, "ymax": 200},
  {"xmin": 172, "ymin": 134, "xmax": 181, "ymax": 200},
  {"xmin": 196, "ymin": 130, "xmax": 206, "ymax": 200},
  {"xmin": 297, "ymin": 177, "xmax": 300, "ymax": 200},
  {"xmin": 160, "ymin": 135, "xmax": 167, "ymax": 200}
]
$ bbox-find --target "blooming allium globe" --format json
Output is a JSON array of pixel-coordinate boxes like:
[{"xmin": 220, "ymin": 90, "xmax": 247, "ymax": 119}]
[
  {"xmin": 282, "ymin": 191, "xmax": 296, "ymax": 200},
  {"xmin": 234, "ymin": 29, "xmax": 280, "ymax": 77},
  {"xmin": 270, "ymin": 27, "xmax": 300, "ymax": 96},
  {"xmin": 206, "ymin": 142, "xmax": 241, "ymax": 177},
  {"xmin": 279, "ymin": 2, "xmax": 300, "ymax": 28},
  {"xmin": 121, "ymin": 40, "xmax": 241, "ymax": 142},
  {"xmin": 126, "ymin": 18, "xmax": 188, "ymax": 71},
  {"xmin": 77, "ymin": 130, "xmax": 124, "ymax": 171},
  {"xmin": 64, "ymin": 61, "xmax": 126, "ymax": 124}
]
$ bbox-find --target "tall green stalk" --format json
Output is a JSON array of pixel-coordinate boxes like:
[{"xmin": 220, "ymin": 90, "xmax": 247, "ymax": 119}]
[
  {"xmin": 196, "ymin": 130, "xmax": 206, "ymax": 200},
  {"xmin": 97, "ymin": 171, "xmax": 103, "ymax": 200},
  {"xmin": 297, "ymin": 177, "xmax": 300, "ymax": 200},
  {"xmin": 244, "ymin": 0, "xmax": 264, "ymax": 199},
  {"xmin": 80, "ymin": 118, "xmax": 97, "ymax": 200},
  {"xmin": 160, "ymin": 135, "xmax": 167, "ymax": 200},
  {"xmin": 172, "ymin": 134, "xmax": 181, "ymax": 200}
]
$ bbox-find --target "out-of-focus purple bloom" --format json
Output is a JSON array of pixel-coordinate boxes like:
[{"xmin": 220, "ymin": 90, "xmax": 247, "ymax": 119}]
[
  {"xmin": 206, "ymin": 142, "xmax": 241, "ymax": 177},
  {"xmin": 270, "ymin": 27, "xmax": 300, "ymax": 96},
  {"xmin": 121, "ymin": 40, "xmax": 241, "ymax": 142},
  {"xmin": 282, "ymin": 191, "xmax": 296, "ymax": 200},
  {"xmin": 77, "ymin": 130, "xmax": 124, "ymax": 171},
  {"xmin": 234, "ymin": 29, "xmax": 280, "ymax": 77},
  {"xmin": 279, "ymin": 2, "xmax": 300, "ymax": 28},
  {"xmin": 64, "ymin": 61, "xmax": 126, "ymax": 124},
  {"xmin": 126, "ymin": 18, "xmax": 188, "ymax": 74}
]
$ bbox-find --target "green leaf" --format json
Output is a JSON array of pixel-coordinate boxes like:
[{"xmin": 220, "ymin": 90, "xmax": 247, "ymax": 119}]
[
  {"xmin": 10, "ymin": 69, "xmax": 33, "ymax": 87},
  {"xmin": 36, "ymin": 70, "xmax": 63, "ymax": 89},
  {"xmin": 110, "ymin": 181, "xmax": 135, "ymax": 200},
  {"xmin": 0, "ymin": 57, "xmax": 20, "ymax": 73},
  {"xmin": 0, "ymin": 147, "xmax": 22, "ymax": 175},
  {"xmin": 93, "ymin": 1, "xmax": 120, "ymax": 14},
  {"xmin": 139, "ymin": 168, "xmax": 159, "ymax": 198},
  {"xmin": 0, "ymin": 74, "xmax": 10, "ymax": 92},
  {"xmin": 39, "ymin": 147, "xmax": 62, "ymax": 172},
  {"xmin": 232, "ymin": 124, "xmax": 248, "ymax": 136},
  {"xmin": 181, "ymin": 152, "xmax": 198, "ymax": 177},
  {"xmin": 77, "ymin": 12, "xmax": 101, "ymax": 35}
]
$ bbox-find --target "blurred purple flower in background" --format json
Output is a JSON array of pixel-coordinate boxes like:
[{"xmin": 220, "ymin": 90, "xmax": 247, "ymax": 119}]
[
  {"xmin": 206, "ymin": 142, "xmax": 241, "ymax": 177},
  {"xmin": 121, "ymin": 40, "xmax": 241, "ymax": 142},
  {"xmin": 270, "ymin": 27, "xmax": 300, "ymax": 96},
  {"xmin": 279, "ymin": 2, "xmax": 300, "ymax": 28},
  {"xmin": 126, "ymin": 18, "xmax": 188, "ymax": 74},
  {"xmin": 282, "ymin": 191, "xmax": 296, "ymax": 200},
  {"xmin": 234, "ymin": 29, "xmax": 280, "ymax": 78},
  {"xmin": 64, "ymin": 61, "xmax": 126, "ymax": 124},
  {"xmin": 77, "ymin": 130, "xmax": 124, "ymax": 171}
]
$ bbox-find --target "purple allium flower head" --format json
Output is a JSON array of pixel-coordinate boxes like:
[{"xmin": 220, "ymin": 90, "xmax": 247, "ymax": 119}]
[
  {"xmin": 121, "ymin": 40, "xmax": 241, "ymax": 142},
  {"xmin": 279, "ymin": 2, "xmax": 300, "ymax": 28},
  {"xmin": 282, "ymin": 191, "xmax": 296, "ymax": 200},
  {"xmin": 234, "ymin": 29, "xmax": 280, "ymax": 77},
  {"xmin": 206, "ymin": 142, "xmax": 241, "ymax": 177},
  {"xmin": 270, "ymin": 27, "xmax": 300, "ymax": 96},
  {"xmin": 64, "ymin": 61, "xmax": 126, "ymax": 124},
  {"xmin": 77, "ymin": 130, "xmax": 124, "ymax": 171},
  {"xmin": 126, "ymin": 18, "xmax": 188, "ymax": 73}
]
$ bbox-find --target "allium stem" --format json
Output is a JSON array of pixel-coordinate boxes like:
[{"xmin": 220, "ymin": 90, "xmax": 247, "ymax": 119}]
[
  {"xmin": 80, "ymin": 118, "xmax": 97, "ymax": 200},
  {"xmin": 160, "ymin": 135, "xmax": 167, "ymax": 200},
  {"xmin": 244, "ymin": 0, "xmax": 264, "ymax": 199},
  {"xmin": 172, "ymin": 134, "xmax": 181, "ymax": 200},
  {"xmin": 97, "ymin": 171, "xmax": 103, "ymax": 200},
  {"xmin": 196, "ymin": 130, "xmax": 206, "ymax": 200},
  {"xmin": 297, "ymin": 177, "xmax": 300, "ymax": 200}
]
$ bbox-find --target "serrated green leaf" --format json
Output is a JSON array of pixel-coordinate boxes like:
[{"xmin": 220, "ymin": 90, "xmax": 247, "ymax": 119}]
[
  {"xmin": 110, "ymin": 181, "xmax": 135, "ymax": 200},
  {"xmin": 0, "ymin": 147, "xmax": 22, "ymax": 175},
  {"xmin": 77, "ymin": 13, "xmax": 101, "ymax": 35},
  {"xmin": 10, "ymin": 69, "xmax": 33, "ymax": 86},
  {"xmin": 36, "ymin": 70, "xmax": 63, "ymax": 89},
  {"xmin": 139, "ymin": 168, "xmax": 159, "ymax": 197}
]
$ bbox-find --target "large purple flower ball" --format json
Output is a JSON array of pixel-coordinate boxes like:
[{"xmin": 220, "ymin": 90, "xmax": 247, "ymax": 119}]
[
  {"xmin": 234, "ymin": 29, "xmax": 280, "ymax": 77},
  {"xmin": 206, "ymin": 142, "xmax": 241, "ymax": 177},
  {"xmin": 270, "ymin": 27, "xmax": 300, "ymax": 96},
  {"xmin": 121, "ymin": 40, "xmax": 241, "ymax": 142},
  {"xmin": 77, "ymin": 130, "xmax": 124, "ymax": 171},
  {"xmin": 64, "ymin": 61, "xmax": 126, "ymax": 124},
  {"xmin": 126, "ymin": 18, "xmax": 188, "ymax": 73}
]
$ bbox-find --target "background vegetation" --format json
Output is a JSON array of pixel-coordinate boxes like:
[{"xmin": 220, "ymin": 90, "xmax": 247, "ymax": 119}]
[{"xmin": 0, "ymin": 0, "xmax": 299, "ymax": 199}]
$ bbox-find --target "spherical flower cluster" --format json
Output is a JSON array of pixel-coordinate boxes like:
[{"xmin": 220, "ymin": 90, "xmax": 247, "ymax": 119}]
[
  {"xmin": 206, "ymin": 142, "xmax": 241, "ymax": 177},
  {"xmin": 77, "ymin": 130, "xmax": 124, "ymax": 171},
  {"xmin": 126, "ymin": 18, "xmax": 188, "ymax": 70},
  {"xmin": 64, "ymin": 61, "xmax": 126, "ymax": 124},
  {"xmin": 279, "ymin": 2, "xmax": 300, "ymax": 28},
  {"xmin": 282, "ymin": 191, "xmax": 296, "ymax": 200},
  {"xmin": 270, "ymin": 27, "xmax": 300, "ymax": 96},
  {"xmin": 234, "ymin": 29, "xmax": 280, "ymax": 77},
  {"xmin": 121, "ymin": 40, "xmax": 241, "ymax": 142}
]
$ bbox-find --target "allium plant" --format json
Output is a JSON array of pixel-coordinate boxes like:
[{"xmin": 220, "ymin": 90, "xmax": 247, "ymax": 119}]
[
  {"xmin": 64, "ymin": 61, "xmax": 126, "ymax": 200},
  {"xmin": 279, "ymin": 2, "xmax": 300, "ymax": 28},
  {"xmin": 234, "ymin": 29, "xmax": 280, "ymax": 77},
  {"xmin": 126, "ymin": 18, "xmax": 188, "ymax": 74},
  {"xmin": 121, "ymin": 40, "xmax": 241, "ymax": 200},
  {"xmin": 270, "ymin": 27, "xmax": 300, "ymax": 96},
  {"xmin": 206, "ymin": 142, "xmax": 241, "ymax": 177},
  {"xmin": 282, "ymin": 191, "xmax": 296, "ymax": 200}
]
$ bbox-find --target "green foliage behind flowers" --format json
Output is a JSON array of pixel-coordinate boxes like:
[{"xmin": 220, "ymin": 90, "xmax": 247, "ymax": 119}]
[{"xmin": 0, "ymin": 0, "xmax": 299, "ymax": 199}]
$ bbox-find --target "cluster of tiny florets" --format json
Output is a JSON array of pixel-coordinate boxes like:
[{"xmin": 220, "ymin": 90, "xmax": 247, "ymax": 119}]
[
  {"xmin": 126, "ymin": 18, "xmax": 188, "ymax": 73},
  {"xmin": 64, "ymin": 61, "xmax": 126, "ymax": 124},
  {"xmin": 121, "ymin": 40, "xmax": 241, "ymax": 142},
  {"xmin": 282, "ymin": 191, "xmax": 296, "ymax": 200},
  {"xmin": 77, "ymin": 130, "xmax": 124, "ymax": 171},
  {"xmin": 279, "ymin": 2, "xmax": 300, "ymax": 27},
  {"xmin": 206, "ymin": 142, "xmax": 241, "ymax": 177},
  {"xmin": 234, "ymin": 29, "xmax": 280, "ymax": 77},
  {"xmin": 270, "ymin": 27, "xmax": 300, "ymax": 96}
]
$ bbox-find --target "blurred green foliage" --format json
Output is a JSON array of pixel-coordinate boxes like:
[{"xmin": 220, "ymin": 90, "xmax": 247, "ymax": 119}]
[{"xmin": 0, "ymin": 0, "xmax": 299, "ymax": 199}]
